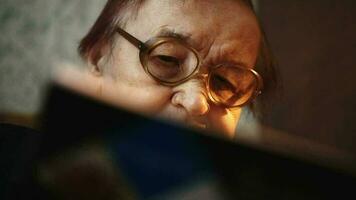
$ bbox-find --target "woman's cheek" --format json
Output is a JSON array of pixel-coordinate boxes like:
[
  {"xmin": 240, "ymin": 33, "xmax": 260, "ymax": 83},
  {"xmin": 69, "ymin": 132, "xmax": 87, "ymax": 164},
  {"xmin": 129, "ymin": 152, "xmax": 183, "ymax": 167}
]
[
  {"xmin": 208, "ymin": 107, "xmax": 241, "ymax": 138},
  {"xmin": 101, "ymin": 77, "xmax": 172, "ymax": 114}
]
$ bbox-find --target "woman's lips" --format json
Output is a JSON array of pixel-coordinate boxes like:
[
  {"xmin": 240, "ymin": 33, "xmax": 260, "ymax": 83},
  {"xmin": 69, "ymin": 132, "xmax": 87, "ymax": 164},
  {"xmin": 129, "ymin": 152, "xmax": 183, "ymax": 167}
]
[
  {"xmin": 186, "ymin": 118, "xmax": 208, "ymax": 130},
  {"xmin": 156, "ymin": 108, "xmax": 208, "ymax": 130}
]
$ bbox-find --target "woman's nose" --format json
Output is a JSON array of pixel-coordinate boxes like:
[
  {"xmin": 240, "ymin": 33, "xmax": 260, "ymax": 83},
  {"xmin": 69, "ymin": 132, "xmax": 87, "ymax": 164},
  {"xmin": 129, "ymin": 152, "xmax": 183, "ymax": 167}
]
[{"xmin": 171, "ymin": 80, "xmax": 210, "ymax": 116}]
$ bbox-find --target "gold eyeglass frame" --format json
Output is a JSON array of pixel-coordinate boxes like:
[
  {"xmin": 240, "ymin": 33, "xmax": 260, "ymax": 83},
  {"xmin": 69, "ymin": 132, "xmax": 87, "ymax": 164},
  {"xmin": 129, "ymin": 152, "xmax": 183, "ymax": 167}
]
[{"xmin": 116, "ymin": 27, "xmax": 263, "ymax": 108}]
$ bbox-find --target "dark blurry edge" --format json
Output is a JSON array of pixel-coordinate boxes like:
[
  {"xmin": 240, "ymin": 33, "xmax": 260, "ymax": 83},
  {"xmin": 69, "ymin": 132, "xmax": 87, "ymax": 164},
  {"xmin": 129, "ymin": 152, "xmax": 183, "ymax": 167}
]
[
  {"xmin": 39, "ymin": 82, "xmax": 356, "ymax": 179},
  {"xmin": 237, "ymin": 124, "xmax": 356, "ymax": 178},
  {"xmin": 0, "ymin": 113, "xmax": 39, "ymax": 130},
  {"xmin": 39, "ymin": 82, "xmax": 356, "ymax": 176}
]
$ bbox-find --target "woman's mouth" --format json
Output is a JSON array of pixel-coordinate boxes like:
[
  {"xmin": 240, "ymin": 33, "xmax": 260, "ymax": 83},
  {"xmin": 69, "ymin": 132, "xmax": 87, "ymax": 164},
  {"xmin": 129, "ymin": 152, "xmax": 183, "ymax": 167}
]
[
  {"xmin": 186, "ymin": 119, "xmax": 208, "ymax": 130},
  {"xmin": 155, "ymin": 109, "xmax": 208, "ymax": 131}
]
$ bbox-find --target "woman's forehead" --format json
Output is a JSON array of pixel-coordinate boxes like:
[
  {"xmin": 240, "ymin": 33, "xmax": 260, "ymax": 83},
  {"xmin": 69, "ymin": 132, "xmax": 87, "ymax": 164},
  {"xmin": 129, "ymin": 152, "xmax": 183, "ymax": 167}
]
[
  {"xmin": 127, "ymin": 0, "xmax": 259, "ymax": 41},
  {"xmin": 134, "ymin": 0, "xmax": 255, "ymax": 22},
  {"xmin": 123, "ymin": 0, "xmax": 260, "ymax": 64}
]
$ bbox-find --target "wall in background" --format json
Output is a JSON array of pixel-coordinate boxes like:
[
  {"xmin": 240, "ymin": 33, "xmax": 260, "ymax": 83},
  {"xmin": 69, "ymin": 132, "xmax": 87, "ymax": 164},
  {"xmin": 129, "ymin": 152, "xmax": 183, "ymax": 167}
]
[
  {"xmin": 259, "ymin": 0, "xmax": 356, "ymax": 153},
  {"xmin": 0, "ymin": 0, "xmax": 105, "ymax": 114}
]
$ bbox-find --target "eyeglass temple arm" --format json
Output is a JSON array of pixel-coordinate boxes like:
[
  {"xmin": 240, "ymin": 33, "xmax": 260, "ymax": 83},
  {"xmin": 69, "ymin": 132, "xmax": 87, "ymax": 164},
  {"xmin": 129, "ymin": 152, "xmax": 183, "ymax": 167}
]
[{"xmin": 116, "ymin": 27, "xmax": 146, "ymax": 50}]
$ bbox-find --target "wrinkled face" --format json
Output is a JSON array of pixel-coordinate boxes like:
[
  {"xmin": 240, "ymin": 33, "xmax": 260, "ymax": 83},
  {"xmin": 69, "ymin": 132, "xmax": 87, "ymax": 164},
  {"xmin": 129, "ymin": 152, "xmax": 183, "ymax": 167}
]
[{"xmin": 96, "ymin": 0, "xmax": 261, "ymax": 138}]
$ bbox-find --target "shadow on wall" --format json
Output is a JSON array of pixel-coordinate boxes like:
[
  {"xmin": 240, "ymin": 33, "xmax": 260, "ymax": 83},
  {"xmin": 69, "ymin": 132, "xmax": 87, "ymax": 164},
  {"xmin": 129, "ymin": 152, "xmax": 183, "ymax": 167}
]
[{"xmin": 258, "ymin": 0, "xmax": 356, "ymax": 154}]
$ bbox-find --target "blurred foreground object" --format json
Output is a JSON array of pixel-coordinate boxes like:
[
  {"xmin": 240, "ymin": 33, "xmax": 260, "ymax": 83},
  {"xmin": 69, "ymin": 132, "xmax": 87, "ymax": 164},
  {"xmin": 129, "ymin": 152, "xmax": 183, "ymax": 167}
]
[{"xmin": 33, "ymin": 83, "xmax": 356, "ymax": 199}]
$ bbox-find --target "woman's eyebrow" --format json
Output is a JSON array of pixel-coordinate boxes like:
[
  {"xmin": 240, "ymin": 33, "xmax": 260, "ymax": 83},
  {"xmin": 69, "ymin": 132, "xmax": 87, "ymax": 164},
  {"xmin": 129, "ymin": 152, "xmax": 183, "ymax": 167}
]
[
  {"xmin": 154, "ymin": 28, "xmax": 206, "ymax": 52},
  {"xmin": 154, "ymin": 28, "xmax": 253, "ymax": 69},
  {"xmin": 155, "ymin": 28, "xmax": 192, "ymax": 42}
]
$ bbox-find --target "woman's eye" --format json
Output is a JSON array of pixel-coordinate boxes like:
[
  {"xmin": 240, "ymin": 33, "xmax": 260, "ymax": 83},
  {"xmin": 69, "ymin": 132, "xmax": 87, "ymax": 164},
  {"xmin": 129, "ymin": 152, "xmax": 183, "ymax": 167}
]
[
  {"xmin": 148, "ymin": 55, "xmax": 183, "ymax": 79},
  {"xmin": 156, "ymin": 55, "xmax": 180, "ymax": 66},
  {"xmin": 212, "ymin": 75, "xmax": 236, "ymax": 91}
]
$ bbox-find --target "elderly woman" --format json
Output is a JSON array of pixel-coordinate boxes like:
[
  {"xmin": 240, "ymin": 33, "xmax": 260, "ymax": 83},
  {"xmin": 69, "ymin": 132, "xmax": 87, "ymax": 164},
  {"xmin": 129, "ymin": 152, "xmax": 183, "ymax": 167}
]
[{"xmin": 77, "ymin": 0, "xmax": 276, "ymax": 138}]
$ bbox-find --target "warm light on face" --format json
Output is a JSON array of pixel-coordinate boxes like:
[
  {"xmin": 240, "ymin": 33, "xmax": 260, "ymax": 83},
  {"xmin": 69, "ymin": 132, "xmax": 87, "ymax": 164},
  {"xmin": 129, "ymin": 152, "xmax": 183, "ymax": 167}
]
[{"xmin": 92, "ymin": 0, "xmax": 262, "ymax": 137}]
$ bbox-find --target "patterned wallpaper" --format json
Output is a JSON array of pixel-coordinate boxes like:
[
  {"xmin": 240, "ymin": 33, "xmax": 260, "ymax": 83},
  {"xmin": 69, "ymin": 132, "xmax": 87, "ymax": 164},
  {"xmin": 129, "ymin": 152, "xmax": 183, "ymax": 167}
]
[{"xmin": 0, "ymin": 0, "xmax": 106, "ymax": 114}]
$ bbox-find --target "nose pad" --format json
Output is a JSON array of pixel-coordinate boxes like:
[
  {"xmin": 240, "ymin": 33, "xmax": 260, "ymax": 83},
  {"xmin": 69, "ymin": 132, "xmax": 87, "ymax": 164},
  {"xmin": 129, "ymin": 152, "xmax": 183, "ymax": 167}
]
[{"xmin": 171, "ymin": 79, "xmax": 210, "ymax": 116}]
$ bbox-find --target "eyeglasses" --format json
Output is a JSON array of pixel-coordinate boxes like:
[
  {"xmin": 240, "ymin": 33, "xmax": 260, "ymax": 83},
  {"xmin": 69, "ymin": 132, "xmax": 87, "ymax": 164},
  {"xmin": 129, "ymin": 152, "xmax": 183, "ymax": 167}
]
[{"xmin": 116, "ymin": 27, "xmax": 263, "ymax": 108}]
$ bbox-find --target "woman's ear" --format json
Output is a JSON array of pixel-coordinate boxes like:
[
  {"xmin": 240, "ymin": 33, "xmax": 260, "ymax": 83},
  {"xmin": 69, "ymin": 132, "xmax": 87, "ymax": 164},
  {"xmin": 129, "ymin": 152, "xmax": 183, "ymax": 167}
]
[
  {"xmin": 89, "ymin": 62, "xmax": 102, "ymax": 77},
  {"xmin": 89, "ymin": 58, "xmax": 106, "ymax": 77},
  {"xmin": 88, "ymin": 43, "xmax": 111, "ymax": 77}
]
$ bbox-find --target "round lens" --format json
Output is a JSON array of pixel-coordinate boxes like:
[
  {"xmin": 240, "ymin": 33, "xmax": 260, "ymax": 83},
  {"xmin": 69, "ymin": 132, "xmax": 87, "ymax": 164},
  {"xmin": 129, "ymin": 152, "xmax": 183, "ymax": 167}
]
[
  {"xmin": 145, "ymin": 40, "xmax": 198, "ymax": 84},
  {"xmin": 208, "ymin": 66, "xmax": 258, "ymax": 107}
]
